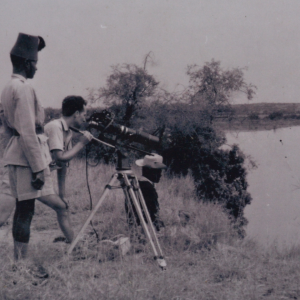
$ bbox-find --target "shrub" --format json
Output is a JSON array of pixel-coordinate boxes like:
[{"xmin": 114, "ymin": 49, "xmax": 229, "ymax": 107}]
[
  {"xmin": 160, "ymin": 113, "xmax": 252, "ymax": 236},
  {"xmin": 84, "ymin": 59, "xmax": 255, "ymax": 236},
  {"xmin": 248, "ymin": 112, "xmax": 259, "ymax": 120},
  {"xmin": 269, "ymin": 111, "xmax": 283, "ymax": 120},
  {"xmin": 44, "ymin": 107, "xmax": 61, "ymax": 123},
  {"xmin": 82, "ymin": 100, "xmax": 252, "ymax": 236}
]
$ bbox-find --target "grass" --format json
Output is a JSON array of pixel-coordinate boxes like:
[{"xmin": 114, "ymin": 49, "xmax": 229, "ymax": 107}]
[{"xmin": 1, "ymin": 160, "xmax": 300, "ymax": 299}]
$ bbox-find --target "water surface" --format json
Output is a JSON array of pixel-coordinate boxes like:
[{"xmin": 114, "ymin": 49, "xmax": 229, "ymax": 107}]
[{"xmin": 226, "ymin": 127, "xmax": 300, "ymax": 247}]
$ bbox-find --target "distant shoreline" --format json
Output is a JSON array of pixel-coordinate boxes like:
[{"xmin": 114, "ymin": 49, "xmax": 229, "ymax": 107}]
[
  {"xmin": 214, "ymin": 102, "xmax": 300, "ymax": 132},
  {"xmin": 44, "ymin": 102, "xmax": 300, "ymax": 132},
  {"xmin": 214, "ymin": 118, "xmax": 300, "ymax": 132}
]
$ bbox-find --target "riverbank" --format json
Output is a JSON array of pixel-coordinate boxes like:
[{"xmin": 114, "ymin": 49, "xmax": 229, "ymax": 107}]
[
  {"xmin": 2, "ymin": 224, "xmax": 300, "ymax": 299},
  {"xmin": 1, "ymin": 161, "xmax": 300, "ymax": 299}
]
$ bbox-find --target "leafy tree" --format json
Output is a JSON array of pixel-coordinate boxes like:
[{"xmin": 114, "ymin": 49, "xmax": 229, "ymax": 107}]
[
  {"xmin": 89, "ymin": 64, "xmax": 159, "ymax": 127},
  {"xmin": 186, "ymin": 60, "xmax": 256, "ymax": 122},
  {"xmin": 44, "ymin": 107, "xmax": 61, "ymax": 123}
]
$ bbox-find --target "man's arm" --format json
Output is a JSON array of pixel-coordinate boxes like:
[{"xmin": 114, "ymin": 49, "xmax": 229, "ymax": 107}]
[{"xmin": 51, "ymin": 132, "xmax": 91, "ymax": 162}]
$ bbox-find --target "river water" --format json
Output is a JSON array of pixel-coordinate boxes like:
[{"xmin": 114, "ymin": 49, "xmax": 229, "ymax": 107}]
[{"xmin": 226, "ymin": 127, "xmax": 300, "ymax": 247}]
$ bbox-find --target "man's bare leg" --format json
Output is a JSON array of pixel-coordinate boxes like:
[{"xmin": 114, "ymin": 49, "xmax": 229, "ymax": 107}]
[{"xmin": 38, "ymin": 194, "xmax": 74, "ymax": 243}]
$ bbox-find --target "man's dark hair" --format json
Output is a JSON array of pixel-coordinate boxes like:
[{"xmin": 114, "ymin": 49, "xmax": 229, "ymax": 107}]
[
  {"xmin": 62, "ymin": 96, "xmax": 87, "ymax": 116},
  {"xmin": 10, "ymin": 54, "xmax": 26, "ymax": 68}
]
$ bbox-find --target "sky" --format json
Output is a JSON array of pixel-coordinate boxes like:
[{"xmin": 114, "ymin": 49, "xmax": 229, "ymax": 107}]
[{"xmin": 1, "ymin": 0, "xmax": 300, "ymax": 108}]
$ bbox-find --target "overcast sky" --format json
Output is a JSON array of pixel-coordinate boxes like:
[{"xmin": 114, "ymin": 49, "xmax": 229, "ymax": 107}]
[{"xmin": 1, "ymin": 0, "xmax": 300, "ymax": 108}]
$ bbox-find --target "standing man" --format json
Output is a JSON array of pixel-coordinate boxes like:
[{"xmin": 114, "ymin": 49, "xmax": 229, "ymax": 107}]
[
  {"xmin": 1, "ymin": 33, "xmax": 74, "ymax": 260},
  {"xmin": 44, "ymin": 95, "xmax": 93, "ymax": 206}
]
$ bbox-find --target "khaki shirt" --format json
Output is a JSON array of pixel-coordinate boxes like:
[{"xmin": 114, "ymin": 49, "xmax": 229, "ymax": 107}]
[
  {"xmin": 1, "ymin": 74, "xmax": 51, "ymax": 172},
  {"xmin": 44, "ymin": 118, "xmax": 73, "ymax": 168}
]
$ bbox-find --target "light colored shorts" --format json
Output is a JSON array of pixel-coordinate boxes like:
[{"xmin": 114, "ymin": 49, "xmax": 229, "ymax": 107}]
[{"xmin": 8, "ymin": 165, "xmax": 55, "ymax": 201}]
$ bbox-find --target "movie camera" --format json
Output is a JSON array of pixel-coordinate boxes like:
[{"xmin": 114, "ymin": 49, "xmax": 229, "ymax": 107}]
[
  {"xmin": 87, "ymin": 110, "xmax": 159, "ymax": 145},
  {"xmin": 68, "ymin": 110, "xmax": 167, "ymax": 270}
]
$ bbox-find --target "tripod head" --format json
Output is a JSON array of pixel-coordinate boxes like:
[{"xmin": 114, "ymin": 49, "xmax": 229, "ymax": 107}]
[{"xmin": 115, "ymin": 149, "xmax": 132, "ymax": 171}]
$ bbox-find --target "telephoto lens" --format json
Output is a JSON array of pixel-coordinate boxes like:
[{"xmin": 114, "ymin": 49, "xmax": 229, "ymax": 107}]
[{"xmin": 88, "ymin": 110, "xmax": 159, "ymax": 145}]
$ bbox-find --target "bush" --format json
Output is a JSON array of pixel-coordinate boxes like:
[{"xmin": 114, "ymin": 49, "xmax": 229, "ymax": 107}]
[
  {"xmin": 44, "ymin": 107, "xmax": 61, "ymax": 123},
  {"xmin": 248, "ymin": 112, "xmax": 259, "ymax": 120},
  {"xmin": 159, "ymin": 110, "xmax": 251, "ymax": 236},
  {"xmin": 85, "ymin": 59, "xmax": 255, "ymax": 236},
  {"xmin": 269, "ymin": 111, "xmax": 283, "ymax": 120},
  {"xmin": 83, "ymin": 100, "xmax": 252, "ymax": 236}
]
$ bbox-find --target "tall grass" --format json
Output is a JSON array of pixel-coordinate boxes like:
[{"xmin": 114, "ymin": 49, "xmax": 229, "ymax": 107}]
[{"xmin": 1, "ymin": 159, "xmax": 300, "ymax": 299}]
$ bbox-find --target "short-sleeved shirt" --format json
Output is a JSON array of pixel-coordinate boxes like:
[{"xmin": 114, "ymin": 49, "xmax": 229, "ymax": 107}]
[{"xmin": 44, "ymin": 118, "xmax": 73, "ymax": 169}]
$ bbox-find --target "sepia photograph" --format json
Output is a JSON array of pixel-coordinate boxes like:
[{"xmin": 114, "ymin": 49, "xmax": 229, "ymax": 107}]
[{"xmin": 0, "ymin": 0, "xmax": 300, "ymax": 299}]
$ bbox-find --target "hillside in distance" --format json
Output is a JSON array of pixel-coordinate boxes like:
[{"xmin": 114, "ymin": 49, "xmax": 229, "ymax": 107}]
[
  {"xmin": 214, "ymin": 102, "xmax": 300, "ymax": 131},
  {"xmin": 232, "ymin": 102, "xmax": 300, "ymax": 116}
]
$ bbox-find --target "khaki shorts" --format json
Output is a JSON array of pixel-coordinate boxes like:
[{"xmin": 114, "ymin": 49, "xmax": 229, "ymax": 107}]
[{"xmin": 8, "ymin": 165, "xmax": 55, "ymax": 201}]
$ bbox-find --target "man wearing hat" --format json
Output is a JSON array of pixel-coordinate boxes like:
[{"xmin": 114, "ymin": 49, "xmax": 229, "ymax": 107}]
[
  {"xmin": 1, "ymin": 33, "xmax": 74, "ymax": 260},
  {"xmin": 125, "ymin": 153, "xmax": 166, "ymax": 232}
]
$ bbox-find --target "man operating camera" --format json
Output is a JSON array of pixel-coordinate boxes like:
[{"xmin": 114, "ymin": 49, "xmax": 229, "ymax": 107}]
[{"xmin": 44, "ymin": 96, "xmax": 93, "ymax": 208}]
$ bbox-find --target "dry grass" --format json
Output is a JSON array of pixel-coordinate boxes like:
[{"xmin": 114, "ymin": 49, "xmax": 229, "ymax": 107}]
[{"xmin": 1, "ymin": 160, "xmax": 300, "ymax": 299}]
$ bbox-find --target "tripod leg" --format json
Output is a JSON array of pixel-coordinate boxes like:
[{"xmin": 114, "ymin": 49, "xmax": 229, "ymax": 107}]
[
  {"xmin": 67, "ymin": 173, "xmax": 119, "ymax": 255},
  {"xmin": 133, "ymin": 177, "xmax": 165, "ymax": 258},
  {"xmin": 123, "ymin": 174, "xmax": 166, "ymax": 270},
  {"xmin": 123, "ymin": 186, "xmax": 138, "ymax": 229}
]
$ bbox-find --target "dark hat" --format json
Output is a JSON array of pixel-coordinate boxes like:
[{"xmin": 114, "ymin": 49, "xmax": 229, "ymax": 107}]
[{"xmin": 10, "ymin": 33, "xmax": 46, "ymax": 60}]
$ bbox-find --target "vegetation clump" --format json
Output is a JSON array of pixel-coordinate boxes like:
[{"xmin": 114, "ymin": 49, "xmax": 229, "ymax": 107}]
[
  {"xmin": 86, "ymin": 59, "xmax": 255, "ymax": 235},
  {"xmin": 268, "ymin": 111, "xmax": 283, "ymax": 120}
]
